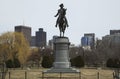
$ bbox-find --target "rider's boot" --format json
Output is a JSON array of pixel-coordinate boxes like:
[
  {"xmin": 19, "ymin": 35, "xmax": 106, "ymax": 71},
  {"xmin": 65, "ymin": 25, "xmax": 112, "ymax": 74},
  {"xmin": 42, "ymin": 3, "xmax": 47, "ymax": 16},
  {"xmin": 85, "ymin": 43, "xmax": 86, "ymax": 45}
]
[{"xmin": 55, "ymin": 24, "xmax": 57, "ymax": 27}]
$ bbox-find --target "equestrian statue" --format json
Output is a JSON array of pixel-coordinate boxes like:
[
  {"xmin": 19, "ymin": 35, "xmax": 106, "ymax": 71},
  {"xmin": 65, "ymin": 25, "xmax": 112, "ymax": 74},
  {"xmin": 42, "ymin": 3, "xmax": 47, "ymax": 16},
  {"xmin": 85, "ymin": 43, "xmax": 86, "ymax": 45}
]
[{"xmin": 54, "ymin": 3, "xmax": 69, "ymax": 37}]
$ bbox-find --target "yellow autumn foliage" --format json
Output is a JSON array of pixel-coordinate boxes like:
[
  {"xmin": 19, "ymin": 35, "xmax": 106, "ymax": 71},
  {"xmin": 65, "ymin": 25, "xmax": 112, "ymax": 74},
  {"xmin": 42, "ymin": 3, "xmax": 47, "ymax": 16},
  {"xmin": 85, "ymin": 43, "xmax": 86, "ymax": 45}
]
[{"xmin": 0, "ymin": 32, "xmax": 30, "ymax": 65}]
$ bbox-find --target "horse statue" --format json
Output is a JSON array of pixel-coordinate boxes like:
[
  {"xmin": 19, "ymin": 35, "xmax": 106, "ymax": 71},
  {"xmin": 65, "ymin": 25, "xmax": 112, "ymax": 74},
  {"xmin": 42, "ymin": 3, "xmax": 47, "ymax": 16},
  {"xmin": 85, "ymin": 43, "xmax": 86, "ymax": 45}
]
[
  {"xmin": 58, "ymin": 16, "xmax": 68, "ymax": 37},
  {"xmin": 55, "ymin": 4, "xmax": 69, "ymax": 37}
]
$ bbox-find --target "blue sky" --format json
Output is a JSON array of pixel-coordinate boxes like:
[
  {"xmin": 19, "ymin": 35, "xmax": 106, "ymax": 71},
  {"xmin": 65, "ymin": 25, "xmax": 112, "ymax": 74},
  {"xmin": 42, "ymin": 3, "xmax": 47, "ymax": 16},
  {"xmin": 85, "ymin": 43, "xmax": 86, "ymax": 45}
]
[{"xmin": 0, "ymin": 0, "xmax": 120, "ymax": 45}]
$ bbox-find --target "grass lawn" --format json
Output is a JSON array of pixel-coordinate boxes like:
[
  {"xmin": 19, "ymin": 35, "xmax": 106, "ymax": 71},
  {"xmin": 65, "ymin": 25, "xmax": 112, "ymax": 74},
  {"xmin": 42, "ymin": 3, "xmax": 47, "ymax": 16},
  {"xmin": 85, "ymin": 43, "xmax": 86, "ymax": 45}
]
[{"xmin": 4, "ymin": 68, "xmax": 114, "ymax": 79}]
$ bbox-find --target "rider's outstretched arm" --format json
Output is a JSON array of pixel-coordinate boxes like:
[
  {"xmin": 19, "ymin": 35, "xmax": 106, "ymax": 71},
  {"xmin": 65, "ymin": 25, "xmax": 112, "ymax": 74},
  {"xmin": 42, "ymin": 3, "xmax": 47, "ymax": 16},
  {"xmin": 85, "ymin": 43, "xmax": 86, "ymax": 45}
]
[{"xmin": 54, "ymin": 10, "xmax": 59, "ymax": 17}]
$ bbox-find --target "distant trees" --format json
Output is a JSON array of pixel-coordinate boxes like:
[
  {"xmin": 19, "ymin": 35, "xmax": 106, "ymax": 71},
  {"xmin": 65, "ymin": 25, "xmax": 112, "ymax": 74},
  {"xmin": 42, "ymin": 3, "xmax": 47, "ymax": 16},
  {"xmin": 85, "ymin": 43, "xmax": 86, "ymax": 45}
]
[
  {"xmin": 0, "ymin": 32, "xmax": 30, "ymax": 68},
  {"xmin": 41, "ymin": 48, "xmax": 54, "ymax": 68},
  {"xmin": 27, "ymin": 48, "xmax": 41, "ymax": 67},
  {"xmin": 5, "ymin": 58, "xmax": 20, "ymax": 68},
  {"xmin": 70, "ymin": 56, "xmax": 84, "ymax": 68},
  {"xmin": 27, "ymin": 48, "xmax": 53, "ymax": 68},
  {"xmin": 93, "ymin": 37, "xmax": 120, "ymax": 67},
  {"xmin": 41, "ymin": 55, "xmax": 54, "ymax": 68},
  {"xmin": 2, "ymin": 31, "xmax": 120, "ymax": 68},
  {"xmin": 106, "ymin": 58, "xmax": 120, "ymax": 68}
]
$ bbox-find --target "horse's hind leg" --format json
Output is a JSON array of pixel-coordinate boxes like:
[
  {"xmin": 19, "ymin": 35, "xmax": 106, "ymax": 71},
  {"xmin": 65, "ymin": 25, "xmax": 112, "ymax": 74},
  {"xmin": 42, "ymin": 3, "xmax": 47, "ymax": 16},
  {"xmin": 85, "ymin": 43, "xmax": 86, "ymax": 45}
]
[
  {"xmin": 63, "ymin": 32, "xmax": 64, "ymax": 37},
  {"xmin": 60, "ymin": 31, "xmax": 62, "ymax": 37}
]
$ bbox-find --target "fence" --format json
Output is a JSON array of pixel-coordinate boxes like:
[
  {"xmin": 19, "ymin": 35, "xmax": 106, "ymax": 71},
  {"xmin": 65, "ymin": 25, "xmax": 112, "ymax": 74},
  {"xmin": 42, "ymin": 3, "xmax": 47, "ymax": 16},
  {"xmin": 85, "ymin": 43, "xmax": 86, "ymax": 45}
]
[{"xmin": 0, "ymin": 69, "xmax": 115, "ymax": 79}]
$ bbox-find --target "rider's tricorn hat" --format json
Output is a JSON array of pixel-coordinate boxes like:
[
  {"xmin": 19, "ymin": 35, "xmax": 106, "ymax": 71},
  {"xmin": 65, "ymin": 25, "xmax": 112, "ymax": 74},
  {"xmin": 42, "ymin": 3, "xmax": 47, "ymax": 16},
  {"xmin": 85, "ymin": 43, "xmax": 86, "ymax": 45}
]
[{"xmin": 59, "ymin": 3, "xmax": 64, "ymax": 7}]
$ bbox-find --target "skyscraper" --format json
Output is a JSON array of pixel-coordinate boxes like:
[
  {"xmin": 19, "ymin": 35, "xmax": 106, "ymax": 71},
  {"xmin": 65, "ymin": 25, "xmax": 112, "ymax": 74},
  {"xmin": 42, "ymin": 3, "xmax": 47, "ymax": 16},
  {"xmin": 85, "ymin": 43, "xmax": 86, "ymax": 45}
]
[
  {"xmin": 103, "ymin": 30, "xmax": 120, "ymax": 48},
  {"xmin": 110, "ymin": 30, "xmax": 120, "ymax": 35},
  {"xmin": 48, "ymin": 35, "xmax": 58, "ymax": 49},
  {"xmin": 81, "ymin": 33, "xmax": 95, "ymax": 49},
  {"xmin": 31, "ymin": 36, "xmax": 36, "ymax": 46},
  {"xmin": 15, "ymin": 25, "xmax": 31, "ymax": 45},
  {"xmin": 36, "ymin": 28, "xmax": 46, "ymax": 47}
]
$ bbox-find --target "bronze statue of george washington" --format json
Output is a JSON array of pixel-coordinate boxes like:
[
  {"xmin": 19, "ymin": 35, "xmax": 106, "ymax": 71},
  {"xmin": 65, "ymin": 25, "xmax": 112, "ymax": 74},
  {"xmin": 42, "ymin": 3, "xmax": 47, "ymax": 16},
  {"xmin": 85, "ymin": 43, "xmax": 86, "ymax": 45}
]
[{"xmin": 54, "ymin": 3, "xmax": 69, "ymax": 37}]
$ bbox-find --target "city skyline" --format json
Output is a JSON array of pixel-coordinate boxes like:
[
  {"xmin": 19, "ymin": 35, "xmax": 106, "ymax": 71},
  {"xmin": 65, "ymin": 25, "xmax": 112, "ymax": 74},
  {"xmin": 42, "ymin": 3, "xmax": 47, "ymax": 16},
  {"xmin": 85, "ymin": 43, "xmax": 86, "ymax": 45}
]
[{"xmin": 0, "ymin": 0, "xmax": 120, "ymax": 45}]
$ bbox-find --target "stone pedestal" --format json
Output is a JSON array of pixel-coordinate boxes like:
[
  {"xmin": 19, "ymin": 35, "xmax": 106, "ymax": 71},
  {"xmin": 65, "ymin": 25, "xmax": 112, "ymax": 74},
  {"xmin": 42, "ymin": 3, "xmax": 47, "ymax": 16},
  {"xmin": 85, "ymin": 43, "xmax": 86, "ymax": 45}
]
[
  {"xmin": 53, "ymin": 37, "xmax": 70, "ymax": 68},
  {"xmin": 44, "ymin": 37, "xmax": 79, "ymax": 73}
]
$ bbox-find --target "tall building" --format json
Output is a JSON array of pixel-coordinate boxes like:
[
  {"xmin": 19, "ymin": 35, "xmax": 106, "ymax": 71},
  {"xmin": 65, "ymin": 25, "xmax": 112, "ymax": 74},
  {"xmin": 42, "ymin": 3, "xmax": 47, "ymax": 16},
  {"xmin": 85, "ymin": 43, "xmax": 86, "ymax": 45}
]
[
  {"xmin": 110, "ymin": 30, "xmax": 120, "ymax": 35},
  {"xmin": 48, "ymin": 35, "xmax": 58, "ymax": 49},
  {"xmin": 15, "ymin": 25, "xmax": 31, "ymax": 45},
  {"xmin": 36, "ymin": 28, "xmax": 46, "ymax": 47},
  {"xmin": 101, "ymin": 30, "xmax": 120, "ymax": 48},
  {"xmin": 81, "ymin": 33, "xmax": 95, "ymax": 49},
  {"xmin": 31, "ymin": 36, "xmax": 36, "ymax": 47},
  {"xmin": 102, "ymin": 33, "xmax": 120, "ymax": 48},
  {"xmin": 48, "ymin": 39, "xmax": 53, "ymax": 49}
]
